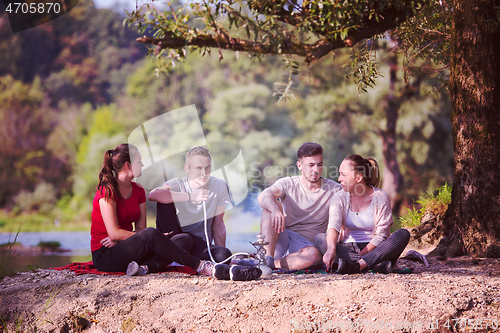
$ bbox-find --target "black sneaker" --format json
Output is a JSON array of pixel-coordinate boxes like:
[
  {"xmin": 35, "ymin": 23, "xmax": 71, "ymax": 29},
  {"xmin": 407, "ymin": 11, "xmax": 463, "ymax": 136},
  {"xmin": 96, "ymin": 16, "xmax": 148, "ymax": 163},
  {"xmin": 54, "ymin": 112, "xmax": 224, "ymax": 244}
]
[
  {"xmin": 372, "ymin": 261, "xmax": 392, "ymax": 274},
  {"xmin": 337, "ymin": 258, "xmax": 360, "ymax": 274},
  {"xmin": 213, "ymin": 264, "xmax": 262, "ymax": 281},
  {"xmin": 230, "ymin": 265, "xmax": 262, "ymax": 281},
  {"xmin": 213, "ymin": 263, "xmax": 230, "ymax": 280}
]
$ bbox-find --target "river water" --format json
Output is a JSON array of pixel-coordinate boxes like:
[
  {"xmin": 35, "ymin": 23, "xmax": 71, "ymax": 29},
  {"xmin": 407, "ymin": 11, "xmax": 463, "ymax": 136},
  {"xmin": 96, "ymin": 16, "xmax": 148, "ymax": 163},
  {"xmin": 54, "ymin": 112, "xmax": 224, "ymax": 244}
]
[{"xmin": 0, "ymin": 231, "xmax": 259, "ymax": 273}]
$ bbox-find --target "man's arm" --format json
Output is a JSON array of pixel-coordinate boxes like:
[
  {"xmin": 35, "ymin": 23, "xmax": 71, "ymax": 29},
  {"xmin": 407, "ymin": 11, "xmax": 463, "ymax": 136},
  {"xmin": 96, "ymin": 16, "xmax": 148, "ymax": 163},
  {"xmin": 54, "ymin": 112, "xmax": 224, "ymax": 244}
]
[
  {"xmin": 149, "ymin": 184, "xmax": 208, "ymax": 203},
  {"xmin": 212, "ymin": 205, "xmax": 226, "ymax": 247},
  {"xmin": 258, "ymin": 185, "xmax": 285, "ymax": 232}
]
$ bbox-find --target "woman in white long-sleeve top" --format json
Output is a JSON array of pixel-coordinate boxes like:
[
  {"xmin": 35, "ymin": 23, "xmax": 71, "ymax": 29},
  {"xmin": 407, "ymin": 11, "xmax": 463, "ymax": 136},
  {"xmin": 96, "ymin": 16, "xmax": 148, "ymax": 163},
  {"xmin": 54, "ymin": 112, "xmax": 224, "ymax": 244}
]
[{"xmin": 315, "ymin": 154, "xmax": 410, "ymax": 274}]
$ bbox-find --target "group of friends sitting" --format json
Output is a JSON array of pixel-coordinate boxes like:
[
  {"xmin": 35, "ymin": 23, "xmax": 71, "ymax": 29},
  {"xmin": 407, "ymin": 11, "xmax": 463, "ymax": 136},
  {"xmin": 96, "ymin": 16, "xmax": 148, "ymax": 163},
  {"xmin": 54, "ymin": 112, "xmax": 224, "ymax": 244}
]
[{"xmin": 90, "ymin": 142, "xmax": 410, "ymax": 281}]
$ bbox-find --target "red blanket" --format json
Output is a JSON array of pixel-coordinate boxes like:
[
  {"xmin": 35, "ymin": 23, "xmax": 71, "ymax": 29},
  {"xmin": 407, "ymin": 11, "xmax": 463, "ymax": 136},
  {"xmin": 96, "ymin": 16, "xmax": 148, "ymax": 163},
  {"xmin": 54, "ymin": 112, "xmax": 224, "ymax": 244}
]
[{"xmin": 50, "ymin": 261, "xmax": 197, "ymax": 276}]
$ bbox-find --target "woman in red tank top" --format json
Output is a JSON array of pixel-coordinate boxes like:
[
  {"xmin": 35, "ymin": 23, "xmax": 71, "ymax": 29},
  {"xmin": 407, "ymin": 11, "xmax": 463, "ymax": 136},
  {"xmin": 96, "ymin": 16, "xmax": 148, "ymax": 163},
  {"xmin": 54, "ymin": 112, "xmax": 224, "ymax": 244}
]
[{"xmin": 90, "ymin": 143, "xmax": 214, "ymax": 276}]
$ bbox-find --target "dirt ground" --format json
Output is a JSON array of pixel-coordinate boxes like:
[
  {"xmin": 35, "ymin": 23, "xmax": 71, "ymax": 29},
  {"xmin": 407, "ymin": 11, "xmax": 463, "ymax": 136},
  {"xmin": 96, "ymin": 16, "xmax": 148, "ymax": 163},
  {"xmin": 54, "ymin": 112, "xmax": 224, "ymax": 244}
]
[{"xmin": 1, "ymin": 244, "xmax": 499, "ymax": 333}]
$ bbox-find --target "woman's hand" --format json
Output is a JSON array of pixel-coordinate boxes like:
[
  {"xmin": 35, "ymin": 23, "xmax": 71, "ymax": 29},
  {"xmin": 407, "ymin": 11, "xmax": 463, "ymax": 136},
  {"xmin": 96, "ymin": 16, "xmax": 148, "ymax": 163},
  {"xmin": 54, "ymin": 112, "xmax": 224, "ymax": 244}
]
[
  {"xmin": 100, "ymin": 236, "xmax": 117, "ymax": 248},
  {"xmin": 359, "ymin": 243, "xmax": 376, "ymax": 256},
  {"xmin": 323, "ymin": 249, "xmax": 336, "ymax": 271},
  {"xmin": 324, "ymin": 228, "xmax": 339, "ymax": 271}
]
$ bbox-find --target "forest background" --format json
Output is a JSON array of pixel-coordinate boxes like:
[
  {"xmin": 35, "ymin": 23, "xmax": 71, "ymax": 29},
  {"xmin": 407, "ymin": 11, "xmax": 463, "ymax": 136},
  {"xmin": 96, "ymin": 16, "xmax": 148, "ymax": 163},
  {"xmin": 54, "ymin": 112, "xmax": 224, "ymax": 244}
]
[{"xmin": 0, "ymin": 0, "xmax": 453, "ymax": 234}]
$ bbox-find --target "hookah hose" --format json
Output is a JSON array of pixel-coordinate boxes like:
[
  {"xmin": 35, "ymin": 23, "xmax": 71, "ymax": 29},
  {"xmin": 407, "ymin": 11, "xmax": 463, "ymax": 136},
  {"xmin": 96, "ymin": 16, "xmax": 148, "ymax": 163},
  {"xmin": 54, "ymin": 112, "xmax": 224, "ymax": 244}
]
[{"xmin": 202, "ymin": 201, "xmax": 250, "ymax": 264}]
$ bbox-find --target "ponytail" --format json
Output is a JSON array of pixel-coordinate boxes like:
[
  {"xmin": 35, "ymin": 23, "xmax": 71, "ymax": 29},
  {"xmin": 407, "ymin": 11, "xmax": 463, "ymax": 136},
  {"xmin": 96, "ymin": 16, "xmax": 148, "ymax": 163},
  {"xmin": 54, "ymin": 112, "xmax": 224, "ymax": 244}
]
[
  {"xmin": 344, "ymin": 154, "xmax": 380, "ymax": 187},
  {"xmin": 96, "ymin": 144, "xmax": 138, "ymax": 202},
  {"xmin": 364, "ymin": 157, "xmax": 380, "ymax": 187}
]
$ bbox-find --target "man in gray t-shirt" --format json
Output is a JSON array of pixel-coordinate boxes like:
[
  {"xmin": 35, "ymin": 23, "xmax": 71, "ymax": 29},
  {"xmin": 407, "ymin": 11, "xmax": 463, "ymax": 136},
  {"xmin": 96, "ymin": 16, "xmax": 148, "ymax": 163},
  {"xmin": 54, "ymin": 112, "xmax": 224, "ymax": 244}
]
[
  {"xmin": 164, "ymin": 176, "xmax": 230, "ymax": 244},
  {"xmin": 258, "ymin": 143, "xmax": 341, "ymax": 270},
  {"xmin": 149, "ymin": 146, "xmax": 232, "ymax": 263}
]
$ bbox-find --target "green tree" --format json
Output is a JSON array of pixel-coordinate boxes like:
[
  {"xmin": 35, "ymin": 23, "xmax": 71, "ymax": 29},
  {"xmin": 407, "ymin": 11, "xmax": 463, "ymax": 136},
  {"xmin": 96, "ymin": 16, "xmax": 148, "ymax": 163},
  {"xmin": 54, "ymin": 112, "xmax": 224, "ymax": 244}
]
[
  {"xmin": 71, "ymin": 105, "xmax": 126, "ymax": 218},
  {"xmin": 205, "ymin": 81, "xmax": 296, "ymax": 188},
  {"xmin": 0, "ymin": 75, "xmax": 72, "ymax": 206},
  {"xmin": 120, "ymin": 13, "xmax": 451, "ymax": 217},
  {"xmin": 287, "ymin": 47, "xmax": 452, "ymax": 212},
  {"xmin": 0, "ymin": 0, "xmax": 147, "ymax": 106},
  {"xmin": 46, "ymin": 102, "xmax": 92, "ymax": 172},
  {"xmin": 128, "ymin": 0, "xmax": 500, "ymax": 257}
]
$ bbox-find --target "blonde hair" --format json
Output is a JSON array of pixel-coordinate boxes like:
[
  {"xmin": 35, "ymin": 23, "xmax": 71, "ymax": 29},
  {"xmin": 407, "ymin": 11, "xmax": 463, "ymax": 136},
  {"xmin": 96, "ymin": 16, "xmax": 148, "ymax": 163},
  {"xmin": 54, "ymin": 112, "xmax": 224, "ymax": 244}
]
[
  {"xmin": 344, "ymin": 154, "xmax": 380, "ymax": 187},
  {"xmin": 185, "ymin": 146, "xmax": 211, "ymax": 164}
]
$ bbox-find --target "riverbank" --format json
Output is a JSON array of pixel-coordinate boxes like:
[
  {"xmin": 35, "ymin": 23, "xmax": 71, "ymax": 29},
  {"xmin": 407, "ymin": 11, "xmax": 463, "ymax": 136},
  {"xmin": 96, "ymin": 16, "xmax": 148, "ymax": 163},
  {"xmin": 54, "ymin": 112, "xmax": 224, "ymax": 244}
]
[
  {"xmin": 1, "ymin": 250, "xmax": 499, "ymax": 333},
  {"xmin": 0, "ymin": 210, "xmax": 90, "ymax": 233},
  {"xmin": 0, "ymin": 231, "xmax": 260, "ymax": 277},
  {"xmin": 0, "ymin": 208, "xmax": 260, "ymax": 234}
]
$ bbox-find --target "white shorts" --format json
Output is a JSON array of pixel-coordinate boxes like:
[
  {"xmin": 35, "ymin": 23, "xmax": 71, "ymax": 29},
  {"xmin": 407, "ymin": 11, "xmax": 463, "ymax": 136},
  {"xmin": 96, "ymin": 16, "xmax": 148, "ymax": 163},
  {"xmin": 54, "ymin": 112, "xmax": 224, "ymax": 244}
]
[{"xmin": 274, "ymin": 229, "xmax": 315, "ymax": 259}]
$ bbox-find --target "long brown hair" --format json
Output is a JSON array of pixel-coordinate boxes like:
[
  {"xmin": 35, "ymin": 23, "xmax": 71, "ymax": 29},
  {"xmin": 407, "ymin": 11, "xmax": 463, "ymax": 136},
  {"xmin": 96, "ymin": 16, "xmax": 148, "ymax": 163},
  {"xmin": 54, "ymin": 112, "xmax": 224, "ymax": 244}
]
[
  {"xmin": 97, "ymin": 143, "xmax": 139, "ymax": 202},
  {"xmin": 344, "ymin": 154, "xmax": 380, "ymax": 187}
]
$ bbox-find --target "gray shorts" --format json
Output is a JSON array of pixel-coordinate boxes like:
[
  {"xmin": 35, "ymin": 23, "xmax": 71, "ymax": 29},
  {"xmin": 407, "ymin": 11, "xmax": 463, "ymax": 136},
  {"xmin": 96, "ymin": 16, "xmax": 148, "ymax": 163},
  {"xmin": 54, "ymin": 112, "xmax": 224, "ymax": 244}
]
[{"xmin": 274, "ymin": 229, "xmax": 315, "ymax": 259}]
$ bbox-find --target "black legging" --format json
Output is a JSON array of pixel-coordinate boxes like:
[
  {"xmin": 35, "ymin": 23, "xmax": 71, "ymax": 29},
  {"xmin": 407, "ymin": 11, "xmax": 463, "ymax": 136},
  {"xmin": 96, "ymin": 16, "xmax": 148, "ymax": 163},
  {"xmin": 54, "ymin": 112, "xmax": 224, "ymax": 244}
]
[
  {"xmin": 315, "ymin": 229, "xmax": 410, "ymax": 269},
  {"xmin": 156, "ymin": 202, "xmax": 232, "ymax": 263},
  {"xmin": 92, "ymin": 227, "xmax": 201, "ymax": 273}
]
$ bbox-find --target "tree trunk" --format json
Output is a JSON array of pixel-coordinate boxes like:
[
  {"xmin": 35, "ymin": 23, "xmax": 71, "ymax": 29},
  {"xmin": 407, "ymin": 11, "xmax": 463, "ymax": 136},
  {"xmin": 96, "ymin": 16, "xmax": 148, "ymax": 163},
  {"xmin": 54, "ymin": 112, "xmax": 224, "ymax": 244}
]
[
  {"xmin": 381, "ymin": 54, "xmax": 405, "ymax": 216},
  {"xmin": 435, "ymin": 0, "xmax": 500, "ymax": 258}
]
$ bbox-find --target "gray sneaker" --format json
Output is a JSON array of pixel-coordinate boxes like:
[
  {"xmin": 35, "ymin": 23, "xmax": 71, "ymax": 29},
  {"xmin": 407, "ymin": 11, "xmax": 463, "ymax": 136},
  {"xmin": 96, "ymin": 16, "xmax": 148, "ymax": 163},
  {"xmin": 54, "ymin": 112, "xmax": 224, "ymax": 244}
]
[
  {"xmin": 232, "ymin": 258, "xmax": 259, "ymax": 266},
  {"xmin": 196, "ymin": 260, "xmax": 215, "ymax": 277},
  {"xmin": 126, "ymin": 261, "xmax": 149, "ymax": 276}
]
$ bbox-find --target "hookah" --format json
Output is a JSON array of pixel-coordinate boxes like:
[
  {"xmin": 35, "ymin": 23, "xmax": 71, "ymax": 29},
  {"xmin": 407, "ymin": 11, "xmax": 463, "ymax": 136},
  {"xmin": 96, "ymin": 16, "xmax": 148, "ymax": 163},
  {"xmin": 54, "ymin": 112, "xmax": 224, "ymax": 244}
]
[
  {"xmin": 249, "ymin": 233, "xmax": 273, "ymax": 277},
  {"xmin": 201, "ymin": 201, "xmax": 273, "ymax": 276}
]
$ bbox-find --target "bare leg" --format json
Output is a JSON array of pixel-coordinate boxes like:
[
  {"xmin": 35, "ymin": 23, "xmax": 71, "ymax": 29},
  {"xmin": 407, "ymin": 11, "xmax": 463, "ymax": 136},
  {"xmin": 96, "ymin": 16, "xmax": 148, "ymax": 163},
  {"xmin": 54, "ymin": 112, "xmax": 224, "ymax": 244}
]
[
  {"xmin": 260, "ymin": 201, "xmax": 283, "ymax": 258},
  {"xmin": 275, "ymin": 246, "xmax": 323, "ymax": 270},
  {"xmin": 260, "ymin": 201, "xmax": 322, "ymax": 270}
]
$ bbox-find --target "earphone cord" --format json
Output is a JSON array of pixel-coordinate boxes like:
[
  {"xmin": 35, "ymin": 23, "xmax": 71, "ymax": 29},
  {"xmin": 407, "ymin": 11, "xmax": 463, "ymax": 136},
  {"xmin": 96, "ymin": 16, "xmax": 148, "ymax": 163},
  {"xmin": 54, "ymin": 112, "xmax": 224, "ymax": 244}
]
[{"xmin": 202, "ymin": 201, "xmax": 250, "ymax": 264}]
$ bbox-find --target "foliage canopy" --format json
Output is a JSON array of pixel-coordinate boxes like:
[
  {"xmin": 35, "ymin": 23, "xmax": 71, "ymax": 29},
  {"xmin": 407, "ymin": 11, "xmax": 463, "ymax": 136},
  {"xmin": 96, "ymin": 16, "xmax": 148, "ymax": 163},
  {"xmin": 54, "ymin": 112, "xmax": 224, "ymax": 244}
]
[{"xmin": 126, "ymin": 0, "xmax": 451, "ymax": 91}]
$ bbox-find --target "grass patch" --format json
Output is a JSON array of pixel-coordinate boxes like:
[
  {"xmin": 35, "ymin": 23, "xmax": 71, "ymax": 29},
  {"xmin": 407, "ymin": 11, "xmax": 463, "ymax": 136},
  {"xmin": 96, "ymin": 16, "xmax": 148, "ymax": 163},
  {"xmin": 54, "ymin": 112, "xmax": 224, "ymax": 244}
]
[
  {"xmin": 0, "ymin": 223, "xmax": 23, "ymax": 279},
  {"xmin": 400, "ymin": 183, "xmax": 452, "ymax": 228},
  {"xmin": 121, "ymin": 317, "xmax": 136, "ymax": 333}
]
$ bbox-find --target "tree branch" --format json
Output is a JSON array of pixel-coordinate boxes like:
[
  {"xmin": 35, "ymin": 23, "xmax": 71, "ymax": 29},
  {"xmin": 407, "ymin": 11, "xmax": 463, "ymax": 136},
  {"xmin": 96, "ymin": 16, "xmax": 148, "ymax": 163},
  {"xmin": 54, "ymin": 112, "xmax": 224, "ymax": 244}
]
[
  {"xmin": 136, "ymin": 2, "xmax": 417, "ymax": 63},
  {"xmin": 137, "ymin": 30, "xmax": 343, "ymax": 63}
]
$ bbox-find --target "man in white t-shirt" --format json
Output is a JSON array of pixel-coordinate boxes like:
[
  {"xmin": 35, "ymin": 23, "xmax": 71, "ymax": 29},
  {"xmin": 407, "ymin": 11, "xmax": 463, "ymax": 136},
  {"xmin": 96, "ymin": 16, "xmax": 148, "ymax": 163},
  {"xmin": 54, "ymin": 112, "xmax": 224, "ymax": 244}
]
[
  {"xmin": 258, "ymin": 143, "xmax": 342, "ymax": 270},
  {"xmin": 149, "ymin": 146, "xmax": 232, "ymax": 263}
]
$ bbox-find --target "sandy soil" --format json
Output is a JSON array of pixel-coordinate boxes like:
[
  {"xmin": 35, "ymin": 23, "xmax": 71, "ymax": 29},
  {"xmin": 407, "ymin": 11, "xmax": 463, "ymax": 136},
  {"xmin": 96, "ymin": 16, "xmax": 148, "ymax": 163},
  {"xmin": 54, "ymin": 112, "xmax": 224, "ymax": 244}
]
[{"xmin": 1, "ymin": 244, "xmax": 499, "ymax": 333}]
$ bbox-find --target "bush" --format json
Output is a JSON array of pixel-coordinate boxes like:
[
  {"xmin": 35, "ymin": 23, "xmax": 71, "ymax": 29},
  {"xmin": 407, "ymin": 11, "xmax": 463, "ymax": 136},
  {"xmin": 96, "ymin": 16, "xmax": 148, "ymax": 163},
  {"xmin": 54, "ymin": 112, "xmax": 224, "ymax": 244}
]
[
  {"xmin": 400, "ymin": 183, "xmax": 452, "ymax": 228},
  {"xmin": 13, "ymin": 182, "xmax": 57, "ymax": 215},
  {"xmin": 37, "ymin": 241, "xmax": 61, "ymax": 250}
]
